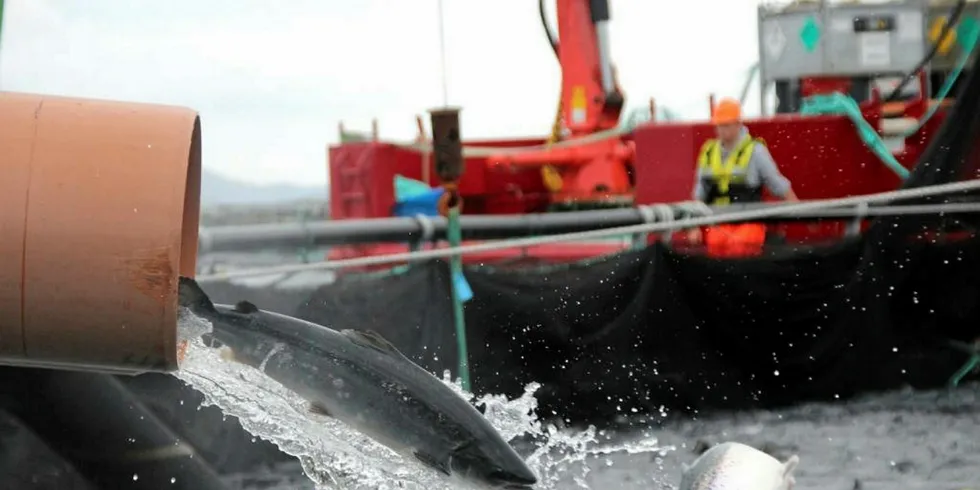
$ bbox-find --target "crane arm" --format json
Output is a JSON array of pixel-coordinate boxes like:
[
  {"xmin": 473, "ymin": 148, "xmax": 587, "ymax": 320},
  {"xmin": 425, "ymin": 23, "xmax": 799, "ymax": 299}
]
[{"xmin": 543, "ymin": 0, "xmax": 625, "ymax": 137}]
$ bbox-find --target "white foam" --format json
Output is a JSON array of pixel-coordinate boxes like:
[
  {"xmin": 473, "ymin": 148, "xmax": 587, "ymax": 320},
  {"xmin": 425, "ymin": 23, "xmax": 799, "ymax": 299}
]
[{"xmin": 174, "ymin": 309, "xmax": 670, "ymax": 489}]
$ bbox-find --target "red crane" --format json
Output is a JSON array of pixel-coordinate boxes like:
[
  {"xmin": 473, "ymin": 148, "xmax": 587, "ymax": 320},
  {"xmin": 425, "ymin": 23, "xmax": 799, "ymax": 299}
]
[{"xmin": 486, "ymin": 0, "xmax": 636, "ymax": 207}]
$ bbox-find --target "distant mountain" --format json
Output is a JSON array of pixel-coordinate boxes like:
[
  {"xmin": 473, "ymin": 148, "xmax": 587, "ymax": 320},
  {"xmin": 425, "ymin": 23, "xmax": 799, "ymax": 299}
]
[{"xmin": 201, "ymin": 168, "xmax": 325, "ymax": 207}]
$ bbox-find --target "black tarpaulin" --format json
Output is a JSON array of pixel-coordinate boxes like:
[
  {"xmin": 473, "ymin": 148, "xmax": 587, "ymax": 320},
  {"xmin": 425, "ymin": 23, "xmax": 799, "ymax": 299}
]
[
  {"xmin": 291, "ymin": 58, "xmax": 980, "ymax": 424},
  {"xmin": 293, "ymin": 237, "xmax": 978, "ymax": 424}
]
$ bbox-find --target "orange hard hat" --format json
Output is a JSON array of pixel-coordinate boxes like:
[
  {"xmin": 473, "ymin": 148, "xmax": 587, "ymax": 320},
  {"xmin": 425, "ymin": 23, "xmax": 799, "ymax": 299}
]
[{"xmin": 711, "ymin": 98, "xmax": 742, "ymax": 125}]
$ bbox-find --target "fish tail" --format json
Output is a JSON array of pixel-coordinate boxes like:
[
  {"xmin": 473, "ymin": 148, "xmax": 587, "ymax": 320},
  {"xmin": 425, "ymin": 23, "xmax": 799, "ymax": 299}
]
[{"xmin": 178, "ymin": 276, "xmax": 217, "ymax": 313}]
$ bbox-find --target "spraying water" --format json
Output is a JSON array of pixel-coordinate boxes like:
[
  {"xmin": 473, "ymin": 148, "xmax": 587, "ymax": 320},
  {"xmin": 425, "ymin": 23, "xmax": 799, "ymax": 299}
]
[{"xmin": 174, "ymin": 307, "xmax": 672, "ymax": 489}]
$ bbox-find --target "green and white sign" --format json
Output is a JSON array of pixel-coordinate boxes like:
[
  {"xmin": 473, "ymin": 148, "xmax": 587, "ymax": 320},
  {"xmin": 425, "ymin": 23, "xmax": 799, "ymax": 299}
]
[{"xmin": 800, "ymin": 16, "xmax": 821, "ymax": 52}]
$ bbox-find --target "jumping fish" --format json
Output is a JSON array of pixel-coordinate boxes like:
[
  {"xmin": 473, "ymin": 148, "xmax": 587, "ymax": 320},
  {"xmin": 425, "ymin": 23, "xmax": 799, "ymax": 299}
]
[
  {"xmin": 178, "ymin": 277, "xmax": 537, "ymax": 489},
  {"xmin": 679, "ymin": 441, "xmax": 799, "ymax": 490}
]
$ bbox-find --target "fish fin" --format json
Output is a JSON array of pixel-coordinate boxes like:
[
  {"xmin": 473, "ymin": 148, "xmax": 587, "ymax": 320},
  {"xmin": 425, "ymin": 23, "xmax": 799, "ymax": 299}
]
[
  {"xmin": 178, "ymin": 276, "xmax": 216, "ymax": 312},
  {"xmin": 342, "ymin": 329, "xmax": 409, "ymax": 359},
  {"xmin": 781, "ymin": 454, "xmax": 800, "ymax": 478},
  {"xmin": 680, "ymin": 462, "xmax": 691, "ymax": 474},
  {"xmin": 233, "ymin": 301, "xmax": 259, "ymax": 314},
  {"xmin": 413, "ymin": 450, "xmax": 451, "ymax": 476},
  {"xmin": 308, "ymin": 402, "xmax": 333, "ymax": 418}
]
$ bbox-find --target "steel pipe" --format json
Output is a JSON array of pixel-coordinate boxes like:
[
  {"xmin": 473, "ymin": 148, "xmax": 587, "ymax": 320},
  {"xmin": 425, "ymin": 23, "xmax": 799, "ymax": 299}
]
[
  {"xmin": 197, "ymin": 201, "xmax": 980, "ymax": 253},
  {"xmin": 0, "ymin": 92, "xmax": 201, "ymax": 374}
]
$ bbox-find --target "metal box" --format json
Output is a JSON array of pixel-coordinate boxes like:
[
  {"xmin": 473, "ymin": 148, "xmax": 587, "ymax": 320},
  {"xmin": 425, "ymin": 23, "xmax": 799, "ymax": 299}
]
[
  {"xmin": 758, "ymin": 1, "xmax": 929, "ymax": 80},
  {"xmin": 926, "ymin": 0, "xmax": 980, "ymax": 71}
]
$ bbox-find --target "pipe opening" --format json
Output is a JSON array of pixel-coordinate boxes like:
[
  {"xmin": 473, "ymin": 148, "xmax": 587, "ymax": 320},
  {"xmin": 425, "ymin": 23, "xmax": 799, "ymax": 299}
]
[
  {"xmin": 0, "ymin": 93, "xmax": 203, "ymax": 375},
  {"xmin": 173, "ymin": 116, "xmax": 203, "ymax": 371},
  {"xmin": 180, "ymin": 117, "xmax": 202, "ymax": 279}
]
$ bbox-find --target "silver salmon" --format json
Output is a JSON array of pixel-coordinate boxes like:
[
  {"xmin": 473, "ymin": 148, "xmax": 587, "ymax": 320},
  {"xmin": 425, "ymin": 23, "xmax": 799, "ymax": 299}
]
[
  {"xmin": 679, "ymin": 441, "xmax": 799, "ymax": 490},
  {"xmin": 179, "ymin": 277, "xmax": 537, "ymax": 489}
]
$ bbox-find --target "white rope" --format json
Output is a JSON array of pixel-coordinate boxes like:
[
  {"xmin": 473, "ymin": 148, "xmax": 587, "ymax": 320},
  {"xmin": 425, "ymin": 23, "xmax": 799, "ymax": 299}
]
[
  {"xmin": 652, "ymin": 203, "xmax": 676, "ymax": 245},
  {"xmin": 654, "ymin": 204, "xmax": 674, "ymax": 222},
  {"xmin": 846, "ymin": 202, "xmax": 870, "ymax": 236},
  {"xmin": 414, "ymin": 213, "xmax": 436, "ymax": 242},
  {"xmin": 436, "ymin": 0, "xmax": 449, "ymax": 107},
  {"xmin": 632, "ymin": 204, "xmax": 658, "ymax": 249},
  {"xmin": 635, "ymin": 204, "xmax": 657, "ymax": 224},
  {"xmin": 195, "ymin": 179, "xmax": 980, "ymax": 282},
  {"xmin": 673, "ymin": 200, "xmax": 713, "ymax": 219}
]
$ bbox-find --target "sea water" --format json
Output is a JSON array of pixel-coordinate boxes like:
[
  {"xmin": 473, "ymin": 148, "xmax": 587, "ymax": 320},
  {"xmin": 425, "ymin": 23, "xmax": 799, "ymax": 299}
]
[{"xmin": 174, "ymin": 307, "xmax": 671, "ymax": 489}]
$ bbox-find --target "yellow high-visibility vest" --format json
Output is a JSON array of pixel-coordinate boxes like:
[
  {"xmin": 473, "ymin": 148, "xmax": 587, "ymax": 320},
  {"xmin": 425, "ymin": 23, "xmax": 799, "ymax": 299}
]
[{"xmin": 697, "ymin": 135, "xmax": 765, "ymax": 205}]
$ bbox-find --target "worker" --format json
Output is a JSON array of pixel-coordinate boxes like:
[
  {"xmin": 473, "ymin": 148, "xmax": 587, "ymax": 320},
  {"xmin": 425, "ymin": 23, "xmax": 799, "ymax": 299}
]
[{"xmin": 687, "ymin": 98, "xmax": 798, "ymax": 257}]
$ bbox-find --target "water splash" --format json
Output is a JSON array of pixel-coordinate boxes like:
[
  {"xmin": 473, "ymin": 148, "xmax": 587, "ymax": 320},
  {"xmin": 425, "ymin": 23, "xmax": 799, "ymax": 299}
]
[
  {"xmin": 176, "ymin": 306, "xmax": 213, "ymax": 366},
  {"xmin": 174, "ymin": 308, "xmax": 670, "ymax": 489}
]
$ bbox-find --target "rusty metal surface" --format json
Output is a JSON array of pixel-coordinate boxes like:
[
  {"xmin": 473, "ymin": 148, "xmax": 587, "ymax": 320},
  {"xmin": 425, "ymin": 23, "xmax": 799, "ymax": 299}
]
[
  {"xmin": 0, "ymin": 91, "xmax": 200, "ymax": 373},
  {"xmin": 428, "ymin": 107, "xmax": 464, "ymax": 184}
]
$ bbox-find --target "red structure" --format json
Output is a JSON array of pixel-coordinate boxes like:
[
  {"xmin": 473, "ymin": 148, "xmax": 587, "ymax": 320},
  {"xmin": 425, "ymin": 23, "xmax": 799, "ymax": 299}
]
[
  {"xmin": 327, "ymin": 91, "xmax": 947, "ymax": 264},
  {"xmin": 484, "ymin": 0, "xmax": 634, "ymax": 203},
  {"xmin": 634, "ymin": 90, "xmax": 946, "ymax": 244},
  {"xmin": 325, "ymin": 1, "xmax": 954, "ymax": 265},
  {"xmin": 329, "ymin": 137, "xmax": 553, "ymax": 220}
]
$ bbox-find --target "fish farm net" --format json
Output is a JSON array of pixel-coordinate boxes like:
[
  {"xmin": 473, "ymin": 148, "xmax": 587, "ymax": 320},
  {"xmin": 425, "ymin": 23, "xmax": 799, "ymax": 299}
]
[{"xmin": 250, "ymin": 64, "xmax": 980, "ymax": 426}]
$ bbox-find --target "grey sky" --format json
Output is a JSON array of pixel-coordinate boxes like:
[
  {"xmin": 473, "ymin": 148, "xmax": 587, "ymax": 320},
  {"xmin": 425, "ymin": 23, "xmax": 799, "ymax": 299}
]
[{"xmin": 0, "ymin": 0, "xmax": 764, "ymax": 186}]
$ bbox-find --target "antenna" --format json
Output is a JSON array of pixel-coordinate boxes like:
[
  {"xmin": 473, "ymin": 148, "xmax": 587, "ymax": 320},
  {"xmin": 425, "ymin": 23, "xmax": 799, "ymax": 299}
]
[
  {"xmin": 0, "ymin": 0, "xmax": 6, "ymax": 89},
  {"xmin": 437, "ymin": 0, "xmax": 449, "ymax": 106}
]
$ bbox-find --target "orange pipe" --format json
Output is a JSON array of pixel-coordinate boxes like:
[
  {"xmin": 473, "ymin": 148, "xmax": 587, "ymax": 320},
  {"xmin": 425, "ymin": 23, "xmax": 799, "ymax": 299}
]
[{"xmin": 0, "ymin": 91, "xmax": 201, "ymax": 374}]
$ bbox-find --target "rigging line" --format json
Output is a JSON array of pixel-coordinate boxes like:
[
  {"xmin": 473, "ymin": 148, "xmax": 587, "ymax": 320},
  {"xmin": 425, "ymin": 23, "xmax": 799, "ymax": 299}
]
[
  {"xmin": 0, "ymin": 0, "xmax": 6, "ymax": 89},
  {"xmin": 437, "ymin": 0, "xmax": 449, "ymax": 106},
  {"xmin": 194, "ymin": 179, "xmax": 980, "ymax": 282}
]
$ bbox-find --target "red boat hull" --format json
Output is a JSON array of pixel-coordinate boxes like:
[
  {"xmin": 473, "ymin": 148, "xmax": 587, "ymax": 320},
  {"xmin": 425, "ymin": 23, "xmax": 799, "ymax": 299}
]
[{"xmin": 327, "ymin": 99, "xmax": 947, "ymax": 264}]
